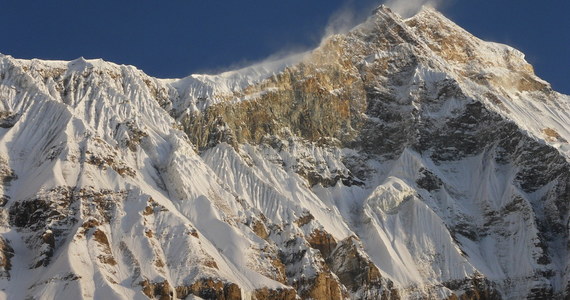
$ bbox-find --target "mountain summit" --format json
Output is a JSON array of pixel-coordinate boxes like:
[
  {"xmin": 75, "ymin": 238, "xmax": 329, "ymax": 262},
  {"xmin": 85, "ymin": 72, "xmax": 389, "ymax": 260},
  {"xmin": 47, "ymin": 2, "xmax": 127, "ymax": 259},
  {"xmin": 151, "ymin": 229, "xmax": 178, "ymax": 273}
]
[{"xmin": 0, "ymin": 6, "xmax": 569, "ymax": 300}]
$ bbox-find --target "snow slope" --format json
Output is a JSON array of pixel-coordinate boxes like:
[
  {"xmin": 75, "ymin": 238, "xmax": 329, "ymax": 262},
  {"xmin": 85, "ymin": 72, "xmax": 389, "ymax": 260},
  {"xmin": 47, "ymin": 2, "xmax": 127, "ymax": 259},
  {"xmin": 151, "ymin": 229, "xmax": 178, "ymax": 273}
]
[{"xmin": 0, "ymin": 5, "xmax": 569, "ymax": 300}]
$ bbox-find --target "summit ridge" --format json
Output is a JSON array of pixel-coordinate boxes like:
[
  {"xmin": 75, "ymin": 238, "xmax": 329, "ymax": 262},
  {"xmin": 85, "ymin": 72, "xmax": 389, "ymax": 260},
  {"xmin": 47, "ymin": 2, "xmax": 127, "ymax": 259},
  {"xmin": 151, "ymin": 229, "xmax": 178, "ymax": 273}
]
[{"xmin": 0, "ymin": 5, "xmax": 569, "ymax": 300}]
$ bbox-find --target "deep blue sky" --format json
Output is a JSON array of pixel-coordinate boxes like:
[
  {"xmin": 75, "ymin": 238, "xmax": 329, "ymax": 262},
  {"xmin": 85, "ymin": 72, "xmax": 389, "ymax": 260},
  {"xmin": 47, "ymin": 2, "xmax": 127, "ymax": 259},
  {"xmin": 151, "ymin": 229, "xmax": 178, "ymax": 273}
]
[{"xmin": 1, "ymin": 0, "xmax": 568, "ymax": 93}]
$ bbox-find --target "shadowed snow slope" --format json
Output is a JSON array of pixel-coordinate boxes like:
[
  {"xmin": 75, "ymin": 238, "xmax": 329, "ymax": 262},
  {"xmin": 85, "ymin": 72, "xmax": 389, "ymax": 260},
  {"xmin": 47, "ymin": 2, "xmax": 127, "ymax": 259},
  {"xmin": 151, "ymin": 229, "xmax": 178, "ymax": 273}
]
[{"xmin": 0, "ymin": 5, "xmax": 569, "ymax": 300}]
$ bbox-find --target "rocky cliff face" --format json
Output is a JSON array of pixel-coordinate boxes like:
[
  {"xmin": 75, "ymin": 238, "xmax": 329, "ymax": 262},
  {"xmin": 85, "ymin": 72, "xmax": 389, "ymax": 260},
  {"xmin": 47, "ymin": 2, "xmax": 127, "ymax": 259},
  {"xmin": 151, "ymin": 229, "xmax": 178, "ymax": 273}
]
[{"xmin": 0, "ymin": 5, "xmax": 569, "ymax": 300}]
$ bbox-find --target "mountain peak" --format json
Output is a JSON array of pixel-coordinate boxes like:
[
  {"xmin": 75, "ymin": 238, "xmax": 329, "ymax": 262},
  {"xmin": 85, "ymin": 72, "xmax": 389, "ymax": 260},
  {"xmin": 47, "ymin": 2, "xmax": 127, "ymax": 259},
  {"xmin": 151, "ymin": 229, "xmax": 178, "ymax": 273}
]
[
  {"xmin": 66, "ymin": 56, "xmax": 117, "ymax": 72},
  {"xmin": 372, "ymin": 4, "xmax": 394, "ymax": 15},
  {"xmin": 1, "ymin": 5, "xmax": 570, "ymax": 300}
]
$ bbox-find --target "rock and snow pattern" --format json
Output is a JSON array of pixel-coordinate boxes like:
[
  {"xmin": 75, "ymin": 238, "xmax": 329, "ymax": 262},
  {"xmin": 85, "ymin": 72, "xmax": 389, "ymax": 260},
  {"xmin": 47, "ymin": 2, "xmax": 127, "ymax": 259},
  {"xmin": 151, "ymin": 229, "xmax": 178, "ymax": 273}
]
[{"xmin": 0, "ymin": 5, "xmax": 569, "ymax": 300}]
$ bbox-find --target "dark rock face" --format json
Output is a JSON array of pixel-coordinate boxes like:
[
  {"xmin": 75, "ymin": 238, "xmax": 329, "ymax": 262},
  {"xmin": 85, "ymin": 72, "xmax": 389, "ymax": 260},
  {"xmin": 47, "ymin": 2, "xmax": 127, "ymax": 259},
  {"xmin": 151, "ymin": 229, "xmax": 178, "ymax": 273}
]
[
  {"xmin": 253, "ymin": 287, "xmax": 297, "ymax": 300},
  {"xmin": 0, "ymin": 111, "xmax": 20, "ymax": 128},
  {"xmin": 443, "ymin": 275, "xmax": 502, "ymax": 300},
  {"xmin": 416, "ymin": 168, "xmax": 443, "ymax": 192},
  {"xmin": 9, "ymin": 199, "xmax": 52, "ymax": 229},
  {"xmin": 0, "ymin": 237, "xmax": 14, "ymax": 279},
  {"xmin": 7, "ymin": 188, "xmax": 77, "ymax": 268},
  {"xmin": 328, "ymin": 237, "xmax": 400, "ymax": 300}
]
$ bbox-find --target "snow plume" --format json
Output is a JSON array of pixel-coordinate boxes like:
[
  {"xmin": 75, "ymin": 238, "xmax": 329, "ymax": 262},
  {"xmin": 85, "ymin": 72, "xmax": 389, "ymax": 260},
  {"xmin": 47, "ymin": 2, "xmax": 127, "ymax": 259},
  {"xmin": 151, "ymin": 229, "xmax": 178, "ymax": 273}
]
[
  {"xmin": 202, "ymin": 47, "xmax": 310, "ymax": 76},
  {"xmin": 319, "ymin": 1, "xmax": 380, "ymax": 44},
  {"xmin": 384, "ymin": 0, "xmax": 444, "ymax": 17},
  {"xmin": 319, "ymin": 0, "xmax": 446, "ymax": 41},
  {"xmin": 215, "ymin": 49, "xmax": 309, "ymax": 79},
  {"xmin": 201, "ymin": 0, "xmax": 447, "ymax": 76},
  {"xmin": 323, "ymin": 5, "xmax": 359, "ymax": 39}
]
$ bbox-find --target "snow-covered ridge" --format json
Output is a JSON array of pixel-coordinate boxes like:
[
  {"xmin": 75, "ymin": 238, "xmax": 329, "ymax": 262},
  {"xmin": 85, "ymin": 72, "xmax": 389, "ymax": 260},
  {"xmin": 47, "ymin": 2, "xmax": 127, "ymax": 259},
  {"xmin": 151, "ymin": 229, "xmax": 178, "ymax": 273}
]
[
  {"xmin": 402, "ymin": 6, "xmax": 570, "ymax": 160},
  {"xmin": 0, "ymin": 5, "xmax": 569, "ymax": 300}
]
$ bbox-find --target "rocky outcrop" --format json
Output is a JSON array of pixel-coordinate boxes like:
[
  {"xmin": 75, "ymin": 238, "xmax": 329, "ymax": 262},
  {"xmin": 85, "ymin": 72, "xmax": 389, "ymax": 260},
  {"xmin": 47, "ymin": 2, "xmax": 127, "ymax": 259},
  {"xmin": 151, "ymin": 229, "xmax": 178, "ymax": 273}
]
[
  {"xmin": 0, "ymin": 111, "xmax": 20, "ymax": 128},
  {"xmin": 141, "ymin": 279, "xmax": 174, "ymax": 300},
  {"xmin": 296, "ymin": 272, "xmax": 346, "ymax": 300},
  {"xmin": 175, "ymin": 279, "xmax": 241, "ymax": 300},
  {"xmin": 0, "ymin": 237, "xmax": 14, "ymax": 279},
  {"xmin": 442, "ymin": 275, "xmax": 502, "ymax": 300},
  {"xmin": 179, "ymin": 53, "xmax": 366, "ymax": 152},
  {"xmin": 307, "ymin": 229, "xmax": 337, "ymax": 259},
  {"xmin": 7, "ymin": 187, "xmax": 77, "ymax": 268},
  {"xmin": 328, "ymin": 237, "xmax": 400, "ymax": 300},
  {"xmin": 253, "ymin": 287, "xmax": 297, "ymax": 300}
]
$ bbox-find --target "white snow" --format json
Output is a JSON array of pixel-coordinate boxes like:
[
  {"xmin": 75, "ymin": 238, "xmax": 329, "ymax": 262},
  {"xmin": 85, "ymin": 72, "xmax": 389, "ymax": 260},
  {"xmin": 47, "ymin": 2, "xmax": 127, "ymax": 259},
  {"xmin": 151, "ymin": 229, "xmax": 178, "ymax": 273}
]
[{"xmin": 0, "ymin": 5, "xmax": 568, "ymax": 299}]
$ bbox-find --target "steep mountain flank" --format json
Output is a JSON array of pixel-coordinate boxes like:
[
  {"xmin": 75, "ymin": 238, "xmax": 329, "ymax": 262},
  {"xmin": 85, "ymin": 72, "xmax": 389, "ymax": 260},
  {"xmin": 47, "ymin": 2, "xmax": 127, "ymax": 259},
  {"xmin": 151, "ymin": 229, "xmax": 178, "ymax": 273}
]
[{"xmin": 0, "ymin": 5, "xmax": 569, "ymax": 300}]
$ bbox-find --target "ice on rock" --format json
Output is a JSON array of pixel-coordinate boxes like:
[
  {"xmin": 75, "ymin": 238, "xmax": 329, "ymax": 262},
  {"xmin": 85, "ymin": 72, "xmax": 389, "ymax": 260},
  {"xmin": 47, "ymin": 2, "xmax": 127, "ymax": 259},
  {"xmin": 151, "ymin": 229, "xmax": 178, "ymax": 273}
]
[{"xmin": 0, "ymin": 5, "xmax": 569, "ymax": 300}]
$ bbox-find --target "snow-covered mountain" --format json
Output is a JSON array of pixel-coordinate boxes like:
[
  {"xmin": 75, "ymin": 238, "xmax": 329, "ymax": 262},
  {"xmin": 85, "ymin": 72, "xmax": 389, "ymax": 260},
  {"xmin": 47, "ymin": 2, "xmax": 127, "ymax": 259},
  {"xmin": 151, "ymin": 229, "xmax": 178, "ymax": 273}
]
[{"xmin": 1, "ymin": 5, "xmax": 569, "ymax": 300}]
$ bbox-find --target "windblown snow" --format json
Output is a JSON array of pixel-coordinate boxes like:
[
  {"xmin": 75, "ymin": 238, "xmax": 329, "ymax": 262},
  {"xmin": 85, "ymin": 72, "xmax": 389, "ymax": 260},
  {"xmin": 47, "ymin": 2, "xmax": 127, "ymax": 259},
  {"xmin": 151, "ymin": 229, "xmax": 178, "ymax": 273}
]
[{"xmin": 0, "ymin": 5, "xmax": 569, "ymax": 300}]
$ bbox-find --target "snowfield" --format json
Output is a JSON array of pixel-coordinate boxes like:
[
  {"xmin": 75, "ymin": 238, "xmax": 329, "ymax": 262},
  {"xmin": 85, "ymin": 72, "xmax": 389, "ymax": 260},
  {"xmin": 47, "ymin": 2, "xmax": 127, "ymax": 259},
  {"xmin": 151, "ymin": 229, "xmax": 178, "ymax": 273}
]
[{"xmin": 0, "ymin": 5, "xmax": 569, "ymax": 300}]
